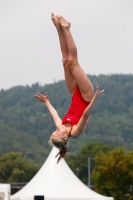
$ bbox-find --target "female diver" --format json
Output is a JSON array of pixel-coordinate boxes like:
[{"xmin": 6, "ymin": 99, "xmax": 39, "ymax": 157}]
[{"xmin": 35, "ymin": 14, "xmax": 104, "ymax": 163}]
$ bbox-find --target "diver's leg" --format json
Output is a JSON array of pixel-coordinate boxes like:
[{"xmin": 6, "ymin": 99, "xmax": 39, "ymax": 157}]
[
  {"xmin": 51, "ymin": 13, "xmax": 76, "ymax": 95},
  {"xmin": 57, "ymin": 15, "xmax": 94, "ymax": 101}
]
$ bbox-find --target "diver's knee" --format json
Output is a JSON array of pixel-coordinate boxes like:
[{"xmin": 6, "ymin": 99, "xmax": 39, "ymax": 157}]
[
  {"xmin": 62, "ymin": 57, "xmax": 71, "ymax": 69},
  {"xmin": 62, "ymin": 57, "xmax": 68, "ymax": 67},
  {"xmin": 67, "ymin": 56, "xmax": 78, "ymax": 67}
]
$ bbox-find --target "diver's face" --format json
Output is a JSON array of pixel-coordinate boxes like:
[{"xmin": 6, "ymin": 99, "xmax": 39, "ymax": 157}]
[{"xmin": 52, "ymin": 125, "xmax": 68, "ymax": 141}]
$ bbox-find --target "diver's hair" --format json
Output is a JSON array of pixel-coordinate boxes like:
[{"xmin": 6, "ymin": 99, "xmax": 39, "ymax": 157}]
[
  {"xmin": 48, "ymin": 136, "xmax": 68, "ymax": 163},
  {"xmin": 55, "ymin": 146, "xmax": 68, "ymax": 163}
]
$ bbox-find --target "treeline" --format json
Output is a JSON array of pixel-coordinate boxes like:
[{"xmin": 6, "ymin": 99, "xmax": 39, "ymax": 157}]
[{"xmin": 0, "ymin": 74, "xmax": 133, "ymax": 165}]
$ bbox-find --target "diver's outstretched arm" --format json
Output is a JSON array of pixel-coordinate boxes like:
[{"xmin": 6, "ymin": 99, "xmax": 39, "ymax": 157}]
[{"xmin": 35, "ymin": 92, "xmax": 62, "ymax": 127}]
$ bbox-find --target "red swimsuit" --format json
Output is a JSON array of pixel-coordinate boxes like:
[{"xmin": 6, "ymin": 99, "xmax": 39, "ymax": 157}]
[{"xmin": 62, "ymin": 86, "xmax": 90, "ymax": 126}]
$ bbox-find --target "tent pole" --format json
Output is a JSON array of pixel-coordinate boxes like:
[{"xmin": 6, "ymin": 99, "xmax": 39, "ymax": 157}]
[{"xmin": 88, "ymin": 157, "xmax": 91, "ymax": 188}]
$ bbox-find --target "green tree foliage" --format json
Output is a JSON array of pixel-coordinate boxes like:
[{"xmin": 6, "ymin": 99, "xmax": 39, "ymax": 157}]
[
  {"xmin": 66, "ymin": 142, "xmax": 114, "ymax": 183},
  {"xmin": 92, "ymin": 147, "xmax": 133, "ymax": 200},
  {"xmin": 0, "ymin": 74, "xmax": 133, "ymax": 165},
  {"xmin": 0, "ymin": 152, "xmax": 38, "ymax": 183}
]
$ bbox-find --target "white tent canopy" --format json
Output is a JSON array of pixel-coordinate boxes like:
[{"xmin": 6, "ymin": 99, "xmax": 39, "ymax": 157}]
[{"xmin": 11, "ymin": 147, "xmax": 113, "ymax": 200}]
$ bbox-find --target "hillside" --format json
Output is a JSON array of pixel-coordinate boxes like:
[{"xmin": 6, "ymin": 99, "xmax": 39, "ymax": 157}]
[{"xmin": 0, "ymin": 74, "xmax": 133, "ymax": 166}]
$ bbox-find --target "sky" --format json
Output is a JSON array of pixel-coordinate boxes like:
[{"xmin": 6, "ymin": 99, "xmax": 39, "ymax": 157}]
[{"xmin": 0, "ymin": 0, "xmax": 133, "ymax": 90}]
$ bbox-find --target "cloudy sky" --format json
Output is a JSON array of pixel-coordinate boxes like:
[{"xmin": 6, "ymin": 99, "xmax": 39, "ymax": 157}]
[{"xmin": 0, "ymin": 0, "xmax": 133, "ymax": 90}]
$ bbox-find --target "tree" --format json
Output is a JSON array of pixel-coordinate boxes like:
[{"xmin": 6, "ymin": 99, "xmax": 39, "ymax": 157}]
[
  {"xmin": 0, "ymin": 152, "xmax": 39, "ymax": 183},
  {"xmin": 66, "ymin": 142, "xmax": 114, "ymax": 183},
  {"xmin": 92, "ymin": 147, "xmax": 133, "ymax": 200}
]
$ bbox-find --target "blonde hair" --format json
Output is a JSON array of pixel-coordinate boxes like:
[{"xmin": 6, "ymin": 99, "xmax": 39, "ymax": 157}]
[{"xmin": 48, "ymin": 136, "xmax": 68, "ymax": 163}]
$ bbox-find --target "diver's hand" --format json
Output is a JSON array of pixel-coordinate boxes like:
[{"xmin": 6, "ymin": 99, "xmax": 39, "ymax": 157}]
[
  {"xmin": 35, "ymin": 92, "xmax": 49, "ymax": 103},
  {"xmin": 95, "ymin": 83, "xmax": 104, "ymax": 97}
]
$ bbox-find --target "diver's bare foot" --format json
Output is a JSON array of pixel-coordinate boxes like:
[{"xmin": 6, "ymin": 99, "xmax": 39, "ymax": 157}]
[
  {"xmin": 51, "ymin": 13, "xmax": 61, "ymax": 30},
  {"xmin": 57, "ymin": 15, "xmax": 71, "ymax": 29}
]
